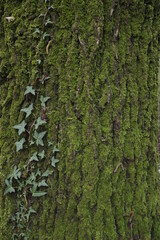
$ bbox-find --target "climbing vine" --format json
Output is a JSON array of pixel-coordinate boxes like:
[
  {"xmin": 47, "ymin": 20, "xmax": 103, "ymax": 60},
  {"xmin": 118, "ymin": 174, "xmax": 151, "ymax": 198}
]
[{"xmin": 4, "ymin": 2, "xmax": 58, "ymax": 239}]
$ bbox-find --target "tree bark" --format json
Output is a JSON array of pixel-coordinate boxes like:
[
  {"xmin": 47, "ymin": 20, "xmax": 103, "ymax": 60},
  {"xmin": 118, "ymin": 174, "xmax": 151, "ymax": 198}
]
[{"xmin": 0, "ymin": 0, "xmax": 160, "ymax": 239}]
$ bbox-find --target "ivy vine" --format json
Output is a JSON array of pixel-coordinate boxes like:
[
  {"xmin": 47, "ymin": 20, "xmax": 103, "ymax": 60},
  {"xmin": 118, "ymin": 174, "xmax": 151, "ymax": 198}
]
[{"xmin": 4, "ymin": 2, "xmax": 58, "ymax": 239}]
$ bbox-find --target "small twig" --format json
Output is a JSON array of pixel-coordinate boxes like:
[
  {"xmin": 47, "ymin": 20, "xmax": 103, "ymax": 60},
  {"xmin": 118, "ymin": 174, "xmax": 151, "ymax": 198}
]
[
  {"xmin": 114, "ymin": 162, "xmax": 124, "ymax": 173},
  {"xmin": 46, "ymin": 40, "xmax": 52, "ymax": 54}
]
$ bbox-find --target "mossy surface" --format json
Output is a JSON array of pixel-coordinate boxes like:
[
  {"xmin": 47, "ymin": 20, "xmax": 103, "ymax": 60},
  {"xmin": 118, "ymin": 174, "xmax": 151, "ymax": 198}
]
[{"xmin": 0, "ymin": 0, "xmax": 160, "ymax": 239}]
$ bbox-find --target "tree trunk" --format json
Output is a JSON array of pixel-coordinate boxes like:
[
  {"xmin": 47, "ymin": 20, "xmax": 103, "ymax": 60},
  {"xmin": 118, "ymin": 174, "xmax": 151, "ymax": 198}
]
[{"xmin": 0, "ymin": 0, "xmax": 160, "ymax": 239}]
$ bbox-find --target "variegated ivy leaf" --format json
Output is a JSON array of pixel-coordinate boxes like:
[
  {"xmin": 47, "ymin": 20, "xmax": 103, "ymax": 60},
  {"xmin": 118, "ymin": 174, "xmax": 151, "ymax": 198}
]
[
  {"xmin": 21, "ymin": 103, "xmax": 33, "ymax": 118},
  {"xmin": 38, "ymin": 150, "xmax": 45, "ymax": 159},
  {"xmin": 33, "ymin": 131, "xmax": 46, "ymax": 146},
  {"xmin": 53, "ymin": 145, "xmax": 60, "ymax": 154},
  {"xmin": 24, "ymin": 86, "xmax": 35, "ymax": 95},
  {"xmin": 29, "ymin": 152, "xmax": 38, "ymax": 162},
  {"xmin": 51, "ymin": 156, "xmax": 59, "ymax": 167},
  {"xmin": 15, "ymin": 138, "xmax": 25, "ymax": 152},
  {"xmin": 13, "ymin": 120, "xmax": 27, "ymax": 135},
  {"xmin": 35, "ymin": 117, "xmax": 46, "ymax": 130},
  {"xmin": 40, "ymin": 95, "xmax": 50, "ymax": 107}
]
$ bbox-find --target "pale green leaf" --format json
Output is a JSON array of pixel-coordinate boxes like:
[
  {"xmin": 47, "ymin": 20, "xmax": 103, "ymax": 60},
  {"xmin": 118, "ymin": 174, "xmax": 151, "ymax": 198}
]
[
  {"xmin": 15, "ymin": 138, "xmax": 25, "ymax": 152},
  {"xmin": 21, "ymin": 103, "xmax": 33, "ymax": 118},
  {"xmin": 51, "ymin": 156, "xmax": 59, "ymax": 167},
  {"xmin": 38, "ymin": 179, "xmax": 48, "ymax": 187},
  {"xmin": 38, "ymin": 150, "xmax": 45, "ymax": 159},
  {"xmin": 24, "ymin": 86, "xmax": 35, "ymax": 95},
  {"xmin": 32, "ymin": 191, "xmax": 47, "ymax": 197},
  {"xmin": 4, "ymin": 179, "xmax": 15, "ymax": 195},
  {"xmin": 33, "ymin": 131, "xmax": 46, "ymax": 146},
  {"xmin": 35, "ymin": 117, "xmax": 46, "ymax": 130},
  {"xmin": 40, "ymin": 95, "xmax": 50, "ymax": 107},
  {"xmin": 7, "ymin": 166, "xmax": 21, "ymax": 180},
  {"xmin": 42, "ymin": 169, "xmax": 53, "ymax": 177},
  {"xmin": 29, "ymin": 152, "xmax": 38, "ymax": 162},
  {"xmin": 53, "ymin": 145, "xmax": 60, "ymax": 154},
  {"xmin": 13, "ymin": 120, "xmax": 27, "ymax": 135}
]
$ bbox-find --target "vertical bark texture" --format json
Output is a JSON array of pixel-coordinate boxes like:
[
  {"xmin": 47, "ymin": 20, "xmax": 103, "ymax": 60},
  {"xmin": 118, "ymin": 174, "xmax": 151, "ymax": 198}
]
[{"xmin": 0, "ymin": 0, "xmax": 160, "ymax": 239}]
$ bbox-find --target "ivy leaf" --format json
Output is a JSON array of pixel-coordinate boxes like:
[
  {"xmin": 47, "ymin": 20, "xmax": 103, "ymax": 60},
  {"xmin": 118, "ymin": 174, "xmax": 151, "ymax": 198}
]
[
  {"xmin": 38, "ymin": 150, "xmax": 45, "ymax": 159},
  {"xmin": 30, "ymin": 183, "xmax": 38, "ymax": 194},
  {"xmin": 40, "ymin": 95, "xmax": 50, "ymax": 107},
  {"xmin": 15, "ymin": 138, "xmax": 25, "ymax": 152},
  {"xmin": 37, "ymin": 59, "xmax": 41, "ymax": 65},
  {"xmin": 42, "ymin": 169, "xmax": 53, "ymax": 177},
  {"xmin": 29, "ymin": 152, "xmax": 39, "ymax": 162},
  {"xmin": 30, "ymin": 140, "xmax": 34, "ymax": 146},
  {"xmin": 25, "ymin": 207, "xmax": 36, "ymax": 222},
  {"xmin": 24, "ymin": 86, "xmax": 35, "ymax": 95},
  {"xmin": 51, "ymin": 156, "xmax": 59, "ymax": 167},
  {"xmin": 48, "ymin": 141, "xmax": 53, "ymax": 146},
  {"xmin": 33, "ymin": 131, "xmax": 46, "ymax": 146},
  {"xmin": 21, "ymin": 103, "xmax": 33, "ymax": 118},
  {"xmin": 35, "ymin": 117, "xmax": 46, "ymax": 130},
  {"xmin": 33, "ymin": 28, "xmax": 40, "ymax": 34},
  {"xmin": 13, "ymin": 120, "xmax": 27, "ymax": 135},
  {"xmin": 35, "ymin": 168, "xmax": 41, "ymax": 177},
  {"xmin": 7, "ymin": 166, "xmax": 21, "ymax": 180},
  {"xmin": 4, "ymin": 179, "xmax": 15, "ymax": 195},
  {"xmin": 32, "ymin": 191, "xmax": 47, "ymax": 197},
  {"xmin": 53, "ymin": 145, "xmax": 60, "ymax": 154},
  {"xmin": 43, "ymin": 32, "xmax": 50, "ymax": 40},
  {"xmin": 45, "ymin": 18, "xmax": 52, "ymax": 26},
  {"xmin": 38, "ymin": 179, "xmax": 48, "ymax": 187}
]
